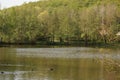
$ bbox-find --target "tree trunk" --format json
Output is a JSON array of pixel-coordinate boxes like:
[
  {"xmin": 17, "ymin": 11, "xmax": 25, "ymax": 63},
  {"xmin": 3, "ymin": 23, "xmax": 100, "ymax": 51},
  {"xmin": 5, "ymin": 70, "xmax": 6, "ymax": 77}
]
[
  {"xmin": 103, "ymin": 35, "xmax": 107, "ymax": 44},
  {"xmin": 52, "ymin": 35, "xmax": 55, "ymax": 43},
  {"xmin": 85, "ymin": 34, "xmax": 88, "ymax": 46},
  {"xmin": 59, "ymin": 37, "xmax": 63, "ymax": 43}
]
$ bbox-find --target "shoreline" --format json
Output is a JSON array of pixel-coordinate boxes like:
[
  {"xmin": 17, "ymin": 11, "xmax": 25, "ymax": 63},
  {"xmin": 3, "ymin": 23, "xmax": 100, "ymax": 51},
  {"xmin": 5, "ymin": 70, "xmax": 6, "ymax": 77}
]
[{"xmin": 0, "ymin": 42, "xmax": 120, "ymax": 48}]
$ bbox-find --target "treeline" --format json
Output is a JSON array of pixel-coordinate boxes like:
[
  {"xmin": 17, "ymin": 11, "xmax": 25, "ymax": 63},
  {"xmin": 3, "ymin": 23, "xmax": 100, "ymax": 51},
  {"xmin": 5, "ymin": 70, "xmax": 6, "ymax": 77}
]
[{"xmin": 0, "ymin": 0, "xmax": 120, "ymax": 45}]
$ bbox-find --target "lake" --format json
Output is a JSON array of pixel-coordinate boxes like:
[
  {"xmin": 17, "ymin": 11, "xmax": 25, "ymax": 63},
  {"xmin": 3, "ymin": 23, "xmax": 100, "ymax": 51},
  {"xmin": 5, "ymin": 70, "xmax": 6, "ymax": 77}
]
[{"xmin": 0, "ymin": 46, "xmax": 120, "ymax": 80}]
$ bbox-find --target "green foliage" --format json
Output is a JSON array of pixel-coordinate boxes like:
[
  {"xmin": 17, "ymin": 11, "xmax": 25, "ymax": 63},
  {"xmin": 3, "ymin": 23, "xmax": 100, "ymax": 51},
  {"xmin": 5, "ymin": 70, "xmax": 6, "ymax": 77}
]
[{"xmin": 0, "ymin": 0, "xmax": 120, "ymax": 44}]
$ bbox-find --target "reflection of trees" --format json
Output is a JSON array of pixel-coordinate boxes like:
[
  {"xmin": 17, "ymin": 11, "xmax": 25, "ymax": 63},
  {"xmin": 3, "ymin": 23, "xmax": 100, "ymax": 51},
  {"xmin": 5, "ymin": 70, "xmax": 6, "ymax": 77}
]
[
  {"xmin": 0, "ymin": 48, "xmax": 118, "ymax": 80},
  {"xmin": 98, "ymin": 48, "xmax": 120, "ymax": 80},
  {"xmin": 0, "ymin": 48, "xmax": 17, "ymax": 64},
  {"xmin": 29, "ymin": 58, "xmax": 103, "ymax": 80},
  {"xmin": 100, "ymin": 58, "xmax": 120, "ymax": 72}
]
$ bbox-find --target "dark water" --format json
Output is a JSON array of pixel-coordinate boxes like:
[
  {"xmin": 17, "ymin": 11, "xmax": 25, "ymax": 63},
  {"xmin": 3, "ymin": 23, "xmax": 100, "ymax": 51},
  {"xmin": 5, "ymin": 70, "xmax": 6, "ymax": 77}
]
[{"xmin": 0, "ymin": 47, "xmax": 120, "ymax": 80}]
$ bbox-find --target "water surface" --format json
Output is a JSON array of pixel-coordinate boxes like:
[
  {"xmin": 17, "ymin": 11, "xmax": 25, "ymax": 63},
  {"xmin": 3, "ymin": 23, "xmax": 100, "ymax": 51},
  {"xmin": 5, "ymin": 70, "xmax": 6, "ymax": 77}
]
[{"xmin": 0, "ymin": 47, "xmax": 120, "ymax": 80}]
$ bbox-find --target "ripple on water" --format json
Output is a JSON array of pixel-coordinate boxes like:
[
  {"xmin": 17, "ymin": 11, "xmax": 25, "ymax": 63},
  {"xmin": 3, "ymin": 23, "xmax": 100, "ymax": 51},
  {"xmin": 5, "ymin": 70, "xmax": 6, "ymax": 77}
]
[{"xmin": 16, "ymin": 48, "xmax": 120, "ymax": 59}]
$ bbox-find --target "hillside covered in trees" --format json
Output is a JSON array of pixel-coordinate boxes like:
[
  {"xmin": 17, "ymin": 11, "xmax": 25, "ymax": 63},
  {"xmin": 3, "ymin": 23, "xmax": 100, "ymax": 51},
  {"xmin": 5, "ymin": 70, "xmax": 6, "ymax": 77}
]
[{"xmin": 0, "ymin": 0, "xmax": 120, "ymax": 45}]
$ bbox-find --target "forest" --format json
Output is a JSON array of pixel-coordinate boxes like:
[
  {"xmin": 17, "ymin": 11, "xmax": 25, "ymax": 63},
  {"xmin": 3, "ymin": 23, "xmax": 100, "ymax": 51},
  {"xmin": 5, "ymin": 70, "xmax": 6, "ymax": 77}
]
[{"xmin": 0, "ymin": 0, "xmax": 120, "ymax": 45}]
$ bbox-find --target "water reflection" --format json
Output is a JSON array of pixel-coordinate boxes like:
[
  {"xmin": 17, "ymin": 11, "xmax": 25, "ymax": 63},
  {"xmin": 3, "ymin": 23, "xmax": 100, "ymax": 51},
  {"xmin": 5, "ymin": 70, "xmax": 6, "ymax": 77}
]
[
  {"xmin": 16, "ymin": 48, "xmax": 120, "ymax": 59},
  {"xmin": 0, "ymin": 47, "xmax": 120, "ymax": 80}
]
